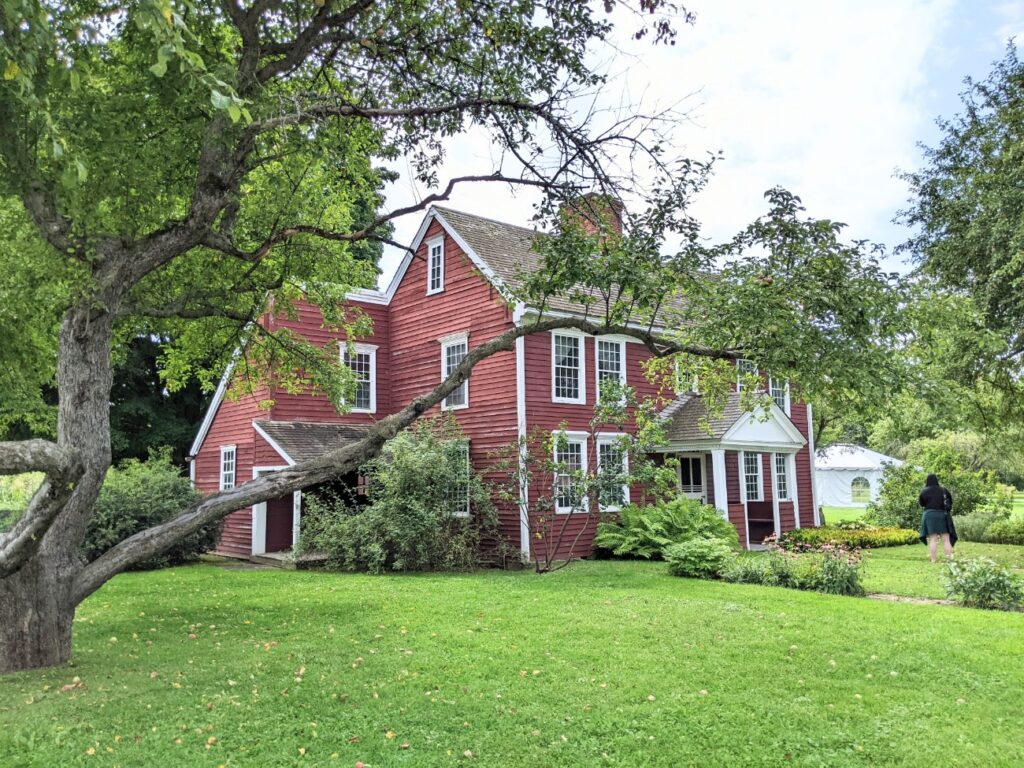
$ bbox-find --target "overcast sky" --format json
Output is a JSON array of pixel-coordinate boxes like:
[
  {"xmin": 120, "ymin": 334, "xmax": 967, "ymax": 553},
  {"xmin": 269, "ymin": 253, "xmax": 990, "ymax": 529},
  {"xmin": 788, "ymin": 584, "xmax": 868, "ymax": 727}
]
[{"xmin": 375, "ymin": 1, "xmax": 1024, "ymax": 285}]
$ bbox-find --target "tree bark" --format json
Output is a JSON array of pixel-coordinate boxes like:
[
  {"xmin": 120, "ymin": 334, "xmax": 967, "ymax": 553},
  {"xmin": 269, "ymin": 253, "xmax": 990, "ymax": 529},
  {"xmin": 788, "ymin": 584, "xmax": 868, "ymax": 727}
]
[{"xmin": 0, "ymin": 556, "xmax": 74, "ymax": 673}]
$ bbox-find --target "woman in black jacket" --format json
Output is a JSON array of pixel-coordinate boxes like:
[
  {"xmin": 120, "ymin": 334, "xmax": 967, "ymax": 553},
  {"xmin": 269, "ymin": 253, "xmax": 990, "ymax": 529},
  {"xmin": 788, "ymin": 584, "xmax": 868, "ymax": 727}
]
[{"xmin": 919, "ymin": 473, "xmax": 957, "ymax": 562}]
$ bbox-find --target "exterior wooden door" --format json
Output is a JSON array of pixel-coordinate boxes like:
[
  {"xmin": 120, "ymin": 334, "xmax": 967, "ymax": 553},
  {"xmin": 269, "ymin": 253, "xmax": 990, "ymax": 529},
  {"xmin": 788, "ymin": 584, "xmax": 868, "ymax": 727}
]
[{"xmin": 678, "ymin": 454, "xmax": 706, "ymax": 504}]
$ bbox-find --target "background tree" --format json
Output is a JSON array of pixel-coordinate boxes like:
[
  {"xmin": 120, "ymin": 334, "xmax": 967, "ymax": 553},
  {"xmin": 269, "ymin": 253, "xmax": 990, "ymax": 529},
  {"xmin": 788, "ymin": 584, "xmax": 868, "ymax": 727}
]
[
  {"xmin": 0, "ymin": 0, "xmax": 903, "ymax": 674},
  {"xmin": 899, "ymin": 43, "xmax": 1024, "ymax": 423}
]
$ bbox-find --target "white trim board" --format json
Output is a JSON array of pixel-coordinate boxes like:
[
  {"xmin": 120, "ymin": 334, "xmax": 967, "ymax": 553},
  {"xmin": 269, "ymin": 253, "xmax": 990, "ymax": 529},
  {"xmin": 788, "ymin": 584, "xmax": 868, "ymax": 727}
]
[{"xmin": 188, "ymin": 357, "xmax": 237, "ymax": 458}]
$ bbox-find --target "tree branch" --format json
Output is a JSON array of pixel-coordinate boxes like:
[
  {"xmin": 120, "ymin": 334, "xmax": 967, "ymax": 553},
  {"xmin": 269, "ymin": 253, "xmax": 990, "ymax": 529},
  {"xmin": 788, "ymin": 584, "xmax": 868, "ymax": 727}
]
[{"xmin": 0, "ymin": 441, "xmax": 84, "ymax": 578}]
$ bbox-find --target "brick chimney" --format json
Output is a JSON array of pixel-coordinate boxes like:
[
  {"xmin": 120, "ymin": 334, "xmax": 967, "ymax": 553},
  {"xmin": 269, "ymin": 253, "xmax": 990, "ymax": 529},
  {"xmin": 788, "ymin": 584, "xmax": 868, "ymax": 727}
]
[{"xmin": 559, "ymin": 193, "xmax": 624, "ymax": 237}]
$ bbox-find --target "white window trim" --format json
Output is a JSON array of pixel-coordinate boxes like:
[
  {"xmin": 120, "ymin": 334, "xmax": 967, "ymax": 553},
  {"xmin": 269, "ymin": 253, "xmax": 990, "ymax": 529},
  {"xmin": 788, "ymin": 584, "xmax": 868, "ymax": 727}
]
[
  {"xmin": 450, "ymin": 440, "xmax": 471, "ymax": 518},
  {"xmin": 743, "ymin": 451, "xmax": 763, "ymax": 502},
  {"xmin": 597, "ymin": 433, "xmax": 630, "ymax": 512},
  {"xmin": 769, "ymin": 377, "xmax": 791, "ymax": 415},
  {"xmin": 340, "ymin": 342, "xmax": 378, "ymax": 414},
  {"xmin": 552, "ymin": 430, "xmax": 589, "ymax": 514},
  {"xmin": 551, "ymin": 329, "xmax": 587, "ymax": 405},
  {"xmin": 736, "ymin": 359, "xmax": 759, "ymax": 392},
  {"xmin": 426, "ymin": 235, "xmax": 445, "ymax": 295},
  {"xmin": 774, "ymin": 452, "xmax": 791, "ymax": 501},
  {"xmin": 219, "ymin": 445, "xmax": 237, "ymax": 491},
  {"xmin": 595, "ymin": 337, "xmax": 627, "ymax": 403},
  {"xmin": 440, "ymin": 331, "xmax": 470, "ymax": 411}
]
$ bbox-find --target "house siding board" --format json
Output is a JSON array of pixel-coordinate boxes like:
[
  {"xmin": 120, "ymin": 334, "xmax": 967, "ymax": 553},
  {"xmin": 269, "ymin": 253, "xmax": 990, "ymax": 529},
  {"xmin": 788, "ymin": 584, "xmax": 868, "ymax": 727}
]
[
  {"xmin": 389, "ymin": 220, "xmax": 521, "ymax": 550},
  {"xmin": 269, "ymin": 298, "xmax": 391, "ymax": 423},
  {"xmin": 194, "ymin": 393, "xmax": 268, "ymax": 558},
  {"xmin": 523, "ymin": 333, "xmax": 669, "ymax": 559}
]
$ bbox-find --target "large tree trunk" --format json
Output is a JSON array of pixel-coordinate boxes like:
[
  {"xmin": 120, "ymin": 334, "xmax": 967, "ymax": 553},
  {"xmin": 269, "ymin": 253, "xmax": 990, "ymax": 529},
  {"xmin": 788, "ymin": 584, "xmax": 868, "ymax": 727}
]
[
  {"xmin": 0, "ymin": 556, "xmax": 74, "ymax": 672},
  {"xmin": 0, "ymin": 307, "xmax": 114, "ymax": 673}
]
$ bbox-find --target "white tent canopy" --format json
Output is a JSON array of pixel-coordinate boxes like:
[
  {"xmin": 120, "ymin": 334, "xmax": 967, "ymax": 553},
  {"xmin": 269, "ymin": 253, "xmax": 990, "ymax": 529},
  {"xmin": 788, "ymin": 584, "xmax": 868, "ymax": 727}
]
[{"xmin": 815, "ymin": 444, "xmax": 903, "ymax": 508}]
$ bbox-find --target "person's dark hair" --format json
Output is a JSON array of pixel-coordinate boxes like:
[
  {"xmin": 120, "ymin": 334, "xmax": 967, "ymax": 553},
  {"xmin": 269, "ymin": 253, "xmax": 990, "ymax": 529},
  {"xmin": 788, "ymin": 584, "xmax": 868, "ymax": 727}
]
[{"xmin": 925, "ymin": 473, "xmax": 939, "ymax": 487}]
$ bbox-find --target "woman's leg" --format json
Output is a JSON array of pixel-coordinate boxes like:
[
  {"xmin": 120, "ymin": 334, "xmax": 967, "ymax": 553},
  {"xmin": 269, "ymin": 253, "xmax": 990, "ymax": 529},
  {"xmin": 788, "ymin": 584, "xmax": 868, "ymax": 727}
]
[
  {"xmin": 941, "ymin": 533, "xmax": 953, "ymax": 558},
  {"xmin": 928, "ymin": 534, "xmax": 938, "ymax": 562}
]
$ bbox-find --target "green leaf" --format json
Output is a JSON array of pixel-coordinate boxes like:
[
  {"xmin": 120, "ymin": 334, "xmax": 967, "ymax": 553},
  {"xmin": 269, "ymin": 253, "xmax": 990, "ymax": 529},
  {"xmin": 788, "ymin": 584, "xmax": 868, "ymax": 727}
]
[
  {"xmin": 149, "ymin": 59, "xmax": 167, "ymax": 78},
  {"xmin": 227, "ymin": 104, "xmax": 242, "ymax": 123},
  {"xmin": 210, "ymin": 90, "xmax": 231, "ymax": 110}
]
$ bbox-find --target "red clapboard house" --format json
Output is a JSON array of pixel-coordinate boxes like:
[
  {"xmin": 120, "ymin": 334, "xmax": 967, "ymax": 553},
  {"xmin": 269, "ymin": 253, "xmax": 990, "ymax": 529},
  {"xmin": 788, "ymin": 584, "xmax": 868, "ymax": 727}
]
[{"xmin": 188, "ymin": 204, "xmax": 820, "ymax": 562}]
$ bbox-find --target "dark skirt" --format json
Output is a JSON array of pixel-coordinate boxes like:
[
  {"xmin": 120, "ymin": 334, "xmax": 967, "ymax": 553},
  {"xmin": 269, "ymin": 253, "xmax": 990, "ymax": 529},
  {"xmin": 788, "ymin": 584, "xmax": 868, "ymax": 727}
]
[{"xmin": 919, "ymin": 508, "xmax": 958, "ymax": 546}]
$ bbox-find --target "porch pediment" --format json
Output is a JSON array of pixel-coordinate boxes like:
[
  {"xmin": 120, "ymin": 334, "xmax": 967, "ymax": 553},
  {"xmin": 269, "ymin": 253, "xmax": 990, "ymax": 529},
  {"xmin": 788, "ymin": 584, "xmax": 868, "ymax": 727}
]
[{"xmin": 658, "ymin": 393, "xmax": 806, "ymax": 453}]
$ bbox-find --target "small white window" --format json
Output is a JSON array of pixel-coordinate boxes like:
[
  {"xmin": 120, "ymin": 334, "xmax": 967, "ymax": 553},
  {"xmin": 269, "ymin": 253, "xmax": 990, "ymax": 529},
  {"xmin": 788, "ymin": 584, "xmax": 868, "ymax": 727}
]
[
  {"xmin": 743, "ymin": 452, "xmax": 762, "ymax": 501},
  {"xmin": 596, "ymin": 338, "xmax": 626, "ymax": 402},
  {"xmin": 769, "ymin": 377, "xmax": 789, "ymax": 412},
  {"xmin": 427, "ymin": 237, "xmax": 444, "ymax": 294},
  {"xmin": 552, "ymin": 331, "xmax": 585, "ymax": 404},
  {"xmin": 736, "ymin": 359, "xmax": 759, "ymax": 392},
  {"xmin": 341, "ymin": 343, "xmax": 377, "ymax": 413},
  {"xmin": 441, "ymin": 332, "xmax": 469, "ymax": 410},
  {"xmin": 775, "ymin": 453, "xmax": 790, "ymax": 500},
  {"xmin": 851, "ymin": 477, "xmax": 871, "ymax": 504},
  {"xmin": 219, "ymin": 445, "xmax": 236, "ymax": 490},
  {"xmin": 553, "ymin": 434, "xmax": 587, "ymax": 513},
  {"xmin": 597, "ymin": 437, "xmax": 629, "ymax": 510}
]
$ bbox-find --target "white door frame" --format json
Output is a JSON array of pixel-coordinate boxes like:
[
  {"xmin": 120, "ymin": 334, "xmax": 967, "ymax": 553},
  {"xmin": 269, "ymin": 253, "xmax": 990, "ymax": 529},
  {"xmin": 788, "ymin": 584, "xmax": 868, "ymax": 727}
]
[
  {"xmin": 677, "ymin": 452, "xmax": 707, "ymax": 505},
  {"xmin": 252, "ymin": 466, "xmax": 288, "ymax": 555}
]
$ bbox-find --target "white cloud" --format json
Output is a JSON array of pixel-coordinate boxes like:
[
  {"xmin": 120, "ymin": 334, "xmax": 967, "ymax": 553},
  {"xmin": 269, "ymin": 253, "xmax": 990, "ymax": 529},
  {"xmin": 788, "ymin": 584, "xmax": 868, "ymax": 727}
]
[{"xmin": 376, "ymin": 0, "xmax": 953, "ymax": 285}]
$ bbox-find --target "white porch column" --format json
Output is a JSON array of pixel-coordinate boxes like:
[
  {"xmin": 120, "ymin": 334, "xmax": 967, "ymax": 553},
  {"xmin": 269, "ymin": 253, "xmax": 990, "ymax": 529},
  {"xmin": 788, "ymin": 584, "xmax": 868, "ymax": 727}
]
[
  {"xmin": 789, "ymin": 452, "xmax": 801, "ymax": 528},
  {"xmin": 770, "ymin": 452, "xmax": 781, "ymax": 537},
  {"xmin": 711, "ymin": 449, "xmax": 728, "ymax": 517}
]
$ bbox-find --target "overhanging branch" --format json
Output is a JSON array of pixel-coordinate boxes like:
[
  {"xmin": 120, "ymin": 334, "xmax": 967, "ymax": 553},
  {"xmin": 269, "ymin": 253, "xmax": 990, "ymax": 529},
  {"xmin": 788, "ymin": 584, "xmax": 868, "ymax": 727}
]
[{"xmin": 72, "ymin": 317, "xmax": 737, "ymax": 601}]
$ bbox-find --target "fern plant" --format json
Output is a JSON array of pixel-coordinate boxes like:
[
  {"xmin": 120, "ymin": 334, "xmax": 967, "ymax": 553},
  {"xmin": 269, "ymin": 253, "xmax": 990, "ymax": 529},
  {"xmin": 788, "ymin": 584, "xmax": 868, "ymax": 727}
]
[{"xmin": 594, "ymin": 497, "xmax": 738, "ymax": 559}]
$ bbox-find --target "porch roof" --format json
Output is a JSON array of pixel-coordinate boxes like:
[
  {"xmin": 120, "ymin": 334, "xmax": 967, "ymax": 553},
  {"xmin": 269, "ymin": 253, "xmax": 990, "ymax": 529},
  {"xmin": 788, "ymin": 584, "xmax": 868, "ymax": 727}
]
[
  {"xmin": 253, "ymin": 420, "xmax": 369, "ymax": 465},
  {"xmin": 658, "ymin": 393, "xmax": 806, "ymax": 453}
]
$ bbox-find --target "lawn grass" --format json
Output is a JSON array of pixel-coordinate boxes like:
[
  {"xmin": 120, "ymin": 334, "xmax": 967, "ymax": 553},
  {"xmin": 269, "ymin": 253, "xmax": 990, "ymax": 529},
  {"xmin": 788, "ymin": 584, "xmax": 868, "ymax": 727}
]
[
  {"xmin": 820, "ymin": 506, "xmax": 865, "ymax": 524},
  {"xmin": 861, "ymin": 542, "xmax": 1024, "ymax": 599},
  {"xmin": 1, "ymin": 561, "xmax": 1023, "ymax": 767}
]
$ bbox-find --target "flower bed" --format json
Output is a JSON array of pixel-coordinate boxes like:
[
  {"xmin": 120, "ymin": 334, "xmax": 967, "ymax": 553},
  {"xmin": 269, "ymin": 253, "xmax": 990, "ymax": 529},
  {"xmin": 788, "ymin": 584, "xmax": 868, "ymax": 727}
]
[{"xmin": 777, "ymin": 524, "xmax": 918, "ymax": 551}]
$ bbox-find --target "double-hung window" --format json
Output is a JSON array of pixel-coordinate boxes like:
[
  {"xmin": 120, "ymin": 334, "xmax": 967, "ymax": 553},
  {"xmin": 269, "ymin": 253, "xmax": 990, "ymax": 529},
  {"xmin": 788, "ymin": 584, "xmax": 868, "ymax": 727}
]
[
  {"xmin": 769, "ymin": 377, "xmax": 789, "ymax": 412},
  {"xmin": 596, "ymin": 338, "xmax": 626, "ymax": 402},
  {"xmin": 427, "ymin": 237, "xmax": 444, "ymax": 294},
  {"xmin": 553, "ymin": 434, "xmax": 587, "ymax": 513},
  {"xmin": 552, "ymin": 331, "xmax": 585, "ymax": 404},
  {"xmin": 743, "ymin": 452, "xmax": 762, "ymax": 502},
  {"xmin": 597, "ymin": 436, "xmax": 629, "ymax": 510},
  {"xmin": 736, "ymin": 359, "xmax": 759, "ymax": 392},
  {"xmin": 441, "ymin": 332, "xmax": 469, "ymax": 410},
  {"xmin": 774, "ymin": 453, "xmax": 790, "ymax": 500},
  {"xmin": 341, "ymin": 343, "xmax": 377, "ymax": 413},
  {"xmin": 219, "ymin": 445, "xmax": 236, "ymax": 490}
]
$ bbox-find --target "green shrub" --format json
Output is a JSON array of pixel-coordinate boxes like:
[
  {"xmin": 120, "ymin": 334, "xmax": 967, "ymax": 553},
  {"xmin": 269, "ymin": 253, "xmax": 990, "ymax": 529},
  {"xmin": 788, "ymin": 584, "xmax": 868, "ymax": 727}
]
[
  {"xmin": 593, "ymin": 497, "xmax": 738, "ymax": 559},
  {"xmin": 816, "ymin": 548, "xmax": 865, "ymax": 596},
  {"xmin": 721, "ymin": 553, "xmax": 771, "ymax": 584},
  {"xmin": 956, "ymin": 512, "xmax": 997, "ymax": 543},
  {"xmin": 83, "ymin": 451, "xmax": 217, "ymax": 570},
  {"xmin": 868, "ymin": 459, "xmax": 1004, "ymax": 529},
  {"xmin": 298, "ymin": 418, "xmax": 497, "ymax": 573},
  {"xmin": 664, "ymin": 538, "xmax": 734, "ymax": 579},
  {"xmin": 720, "ymin": 548, "xmax": 864, "ymax": 596},
  {"xmin": 944, "ymin": 557, "xmax": 1023, "ymax": 611},
  {"xmin": 984, "ymin": 518, "xmax": 1024, "ymax": 546},
  {"xmin": 778, "ymin": 525, "xmax": 918, "ymax": 551}
]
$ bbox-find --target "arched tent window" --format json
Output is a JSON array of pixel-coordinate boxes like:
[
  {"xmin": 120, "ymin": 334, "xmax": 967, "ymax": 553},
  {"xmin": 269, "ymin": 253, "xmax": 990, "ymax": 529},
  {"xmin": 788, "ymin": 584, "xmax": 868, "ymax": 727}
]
[{"xmin": 851, "ymin": 477, "xmax": 871, "ymax": 503}]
